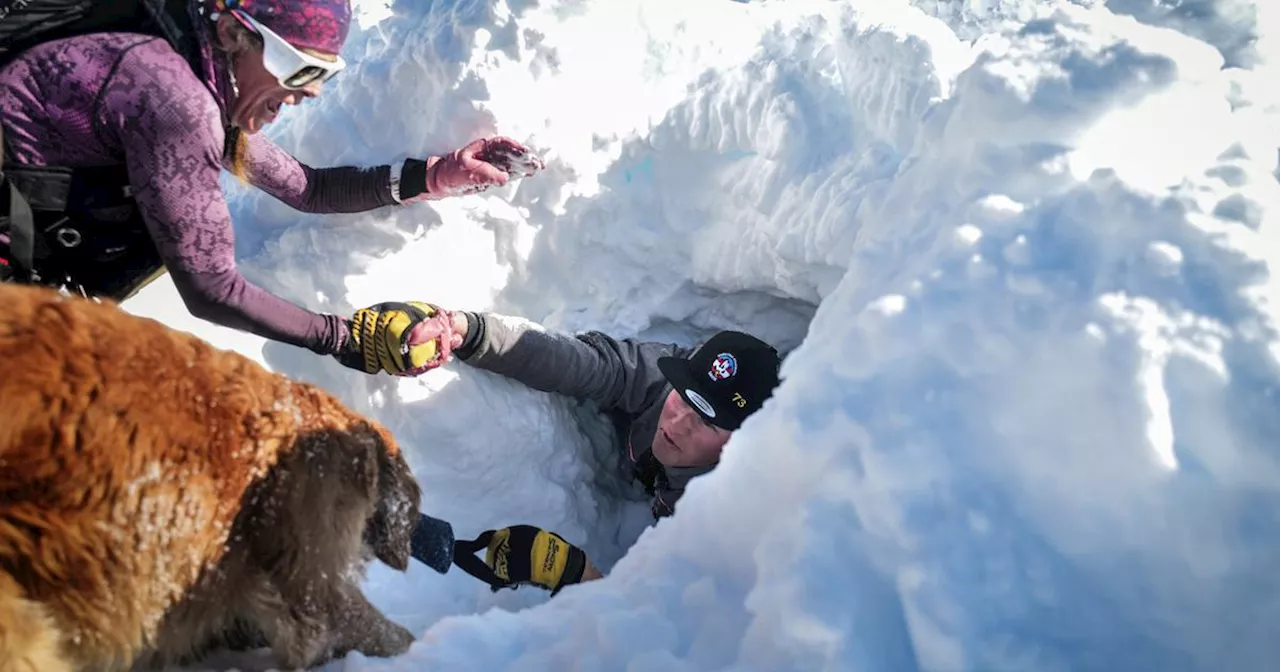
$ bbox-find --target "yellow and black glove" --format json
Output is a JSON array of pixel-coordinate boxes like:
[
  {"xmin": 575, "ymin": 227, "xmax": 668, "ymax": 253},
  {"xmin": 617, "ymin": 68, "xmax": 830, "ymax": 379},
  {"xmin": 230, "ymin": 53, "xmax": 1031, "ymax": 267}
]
[
  {"xmin": 452, "ymin": 525, "xmax": 588, "ymax": 596},
  {"xmin": 335, "ymin": 301, "xmax": 449, "ymax": 376}
]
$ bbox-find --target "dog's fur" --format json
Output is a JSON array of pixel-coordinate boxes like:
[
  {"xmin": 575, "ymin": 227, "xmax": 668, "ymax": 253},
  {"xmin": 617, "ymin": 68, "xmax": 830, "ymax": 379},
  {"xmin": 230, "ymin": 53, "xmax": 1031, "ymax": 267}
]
[{"xmin": 0, "ymin": 284, "xmax": 422, "ymax": 671}]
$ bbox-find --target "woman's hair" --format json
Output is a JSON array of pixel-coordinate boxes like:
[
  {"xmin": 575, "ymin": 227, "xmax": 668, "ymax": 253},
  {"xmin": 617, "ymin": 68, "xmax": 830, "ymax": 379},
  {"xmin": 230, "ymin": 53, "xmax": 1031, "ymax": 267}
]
[{"xmin": 214, "ymin": 15, "xmax": 264, "ymax": 183}]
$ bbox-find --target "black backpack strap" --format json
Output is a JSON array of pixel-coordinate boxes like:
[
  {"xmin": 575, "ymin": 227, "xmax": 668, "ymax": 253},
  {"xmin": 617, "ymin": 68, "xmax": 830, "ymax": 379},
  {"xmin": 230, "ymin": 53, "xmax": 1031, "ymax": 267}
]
[
  {"xmin": 4, "ymin": 165, "xmax": 75, "ymax": 209},
  {"xmin": 140, "ymin": 0, "xmax": 203, "ymax": 74},
  {"xmin": 1, "ymin": 163, "xmax": 151, "ymax": 294},
  {"xmin": 0, "ymin": 165, "xmax": 74, "ymax": 281},
  {"xmin": 0, "ymin": 0, "xmax": 206, "ymax": 79},
  {"xmin": 145, "ymin": 0, "xmax": 238, "ymax": 158},
  {"xmin": 5, "ymin": 175, "xmax": 36, "ymax": 281}
]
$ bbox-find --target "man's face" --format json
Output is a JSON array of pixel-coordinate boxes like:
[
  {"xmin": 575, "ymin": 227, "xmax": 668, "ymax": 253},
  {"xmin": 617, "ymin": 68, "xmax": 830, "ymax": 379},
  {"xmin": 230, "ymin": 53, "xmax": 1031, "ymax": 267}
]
[{"xmin": 651, "ymin": 389, "xmax": 732, "ymax": 468}]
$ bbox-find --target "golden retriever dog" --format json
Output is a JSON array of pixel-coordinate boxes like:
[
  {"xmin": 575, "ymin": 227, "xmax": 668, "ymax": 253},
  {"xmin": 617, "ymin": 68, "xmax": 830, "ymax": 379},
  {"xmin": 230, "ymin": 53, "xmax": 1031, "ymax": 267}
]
[{"xmin": 0, "ymin": 284, "xmax": 421, "ymax": 671}]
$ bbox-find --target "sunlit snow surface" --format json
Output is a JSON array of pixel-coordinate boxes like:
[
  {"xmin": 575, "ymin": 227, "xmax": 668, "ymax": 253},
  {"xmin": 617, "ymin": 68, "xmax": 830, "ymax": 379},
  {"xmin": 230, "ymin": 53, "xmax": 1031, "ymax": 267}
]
[{"xmin": 123, "ymin": 0, "xmax": 1280, "ymax": 669}]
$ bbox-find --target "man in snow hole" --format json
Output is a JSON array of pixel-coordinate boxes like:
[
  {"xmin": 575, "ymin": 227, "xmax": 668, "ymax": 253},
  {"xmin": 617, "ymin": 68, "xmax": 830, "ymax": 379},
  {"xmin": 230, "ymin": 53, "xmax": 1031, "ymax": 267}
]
[{"xmin": 395, "ymin": 305, "xmax": 783, "ymax": 596}]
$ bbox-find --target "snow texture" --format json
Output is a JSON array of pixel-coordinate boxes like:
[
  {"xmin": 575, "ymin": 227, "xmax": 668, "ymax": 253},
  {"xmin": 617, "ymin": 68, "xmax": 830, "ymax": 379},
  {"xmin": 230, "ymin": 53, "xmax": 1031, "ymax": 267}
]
[{"xmin": 123, "ymin": 0, "xmax": 1280, "ymax": 669}]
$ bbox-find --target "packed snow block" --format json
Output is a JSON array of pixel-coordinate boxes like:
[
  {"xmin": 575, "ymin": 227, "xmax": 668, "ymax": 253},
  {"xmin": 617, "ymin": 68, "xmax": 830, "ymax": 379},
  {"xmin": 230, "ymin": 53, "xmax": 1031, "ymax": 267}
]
[{"xmin": 0, "ymin": 284, "xmax": 421, "ymax": 671}]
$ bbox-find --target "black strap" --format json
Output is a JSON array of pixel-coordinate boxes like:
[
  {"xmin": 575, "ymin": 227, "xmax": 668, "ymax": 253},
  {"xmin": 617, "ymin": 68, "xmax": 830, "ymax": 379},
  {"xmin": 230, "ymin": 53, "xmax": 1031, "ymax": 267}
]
[
  {"xmin": 451, "ymin": 531, "xmax": 513, "ymax": 592},
  {"xmin": 5, "ymin": 176, "xmax": 36, "ymax": 280},
  {"xmin": 5, "ymin": 164, "xmax": 128, "ymax": 210},
  {"xmin": 141, "ymin": 0, "xmax": 197, "ymax": 63},
  {"xmin": 1, "ymin": 163, "xmax": 164, "ymax": 299},
  {"xmin": 135, "ymin": 0, "xmax": 229, "ymax": 145}
]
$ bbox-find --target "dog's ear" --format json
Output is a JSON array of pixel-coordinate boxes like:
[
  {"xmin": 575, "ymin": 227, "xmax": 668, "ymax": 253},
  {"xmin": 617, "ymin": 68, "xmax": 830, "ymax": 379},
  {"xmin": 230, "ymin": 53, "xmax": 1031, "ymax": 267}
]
[{"xmin": 360, "ymin": 424, "xmax": 421, "ymax": 571}]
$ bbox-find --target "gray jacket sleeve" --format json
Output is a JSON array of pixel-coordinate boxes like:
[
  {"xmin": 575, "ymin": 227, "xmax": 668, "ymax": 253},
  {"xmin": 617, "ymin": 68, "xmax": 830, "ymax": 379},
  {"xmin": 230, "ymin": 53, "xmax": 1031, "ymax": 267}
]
[{"xmin": 458, "ymin": 312, "xmax": 686, "ymax": 415}]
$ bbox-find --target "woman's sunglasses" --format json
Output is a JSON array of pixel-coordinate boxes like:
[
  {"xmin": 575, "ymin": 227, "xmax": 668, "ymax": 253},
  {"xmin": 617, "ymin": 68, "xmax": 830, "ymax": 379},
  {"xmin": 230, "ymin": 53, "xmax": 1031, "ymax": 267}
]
[{"xmin": 230, "ymin": 9, "xmax": 346, "ymax": 90}]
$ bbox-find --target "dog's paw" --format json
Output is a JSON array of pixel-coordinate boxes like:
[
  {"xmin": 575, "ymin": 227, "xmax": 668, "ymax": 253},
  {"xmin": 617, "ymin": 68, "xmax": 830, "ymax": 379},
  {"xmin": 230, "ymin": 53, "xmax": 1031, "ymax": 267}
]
[
  {"xmin": 333, "ymin": 616, "xmax": 416, "ymax": 661},
  {"xmin": 359, "ymin": 620, "xmax": 416, "ymax": 659}
]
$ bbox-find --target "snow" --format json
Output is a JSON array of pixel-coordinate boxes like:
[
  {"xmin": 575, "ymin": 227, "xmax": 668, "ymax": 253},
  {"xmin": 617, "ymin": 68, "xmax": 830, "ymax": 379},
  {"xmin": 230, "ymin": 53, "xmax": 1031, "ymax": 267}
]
[{"xmin": 122, "ymin": 0, "xmax": 1280, "ymax": 669}]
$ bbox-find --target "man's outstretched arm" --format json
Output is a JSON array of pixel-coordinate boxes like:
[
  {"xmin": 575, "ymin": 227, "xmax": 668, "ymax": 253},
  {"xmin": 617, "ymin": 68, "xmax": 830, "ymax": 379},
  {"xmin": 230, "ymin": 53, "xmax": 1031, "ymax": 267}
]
[{"xmin": 451, "ymin": 311, "xmax": 688, "ymax": 415}]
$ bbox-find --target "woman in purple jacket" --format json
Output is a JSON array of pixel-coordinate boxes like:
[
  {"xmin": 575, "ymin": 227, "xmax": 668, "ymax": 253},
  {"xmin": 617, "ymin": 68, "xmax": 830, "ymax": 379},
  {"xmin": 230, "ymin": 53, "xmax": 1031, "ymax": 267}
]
[{"xmin": 0, "ymin": 0, "xmax": 538, "ymax": 376}]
